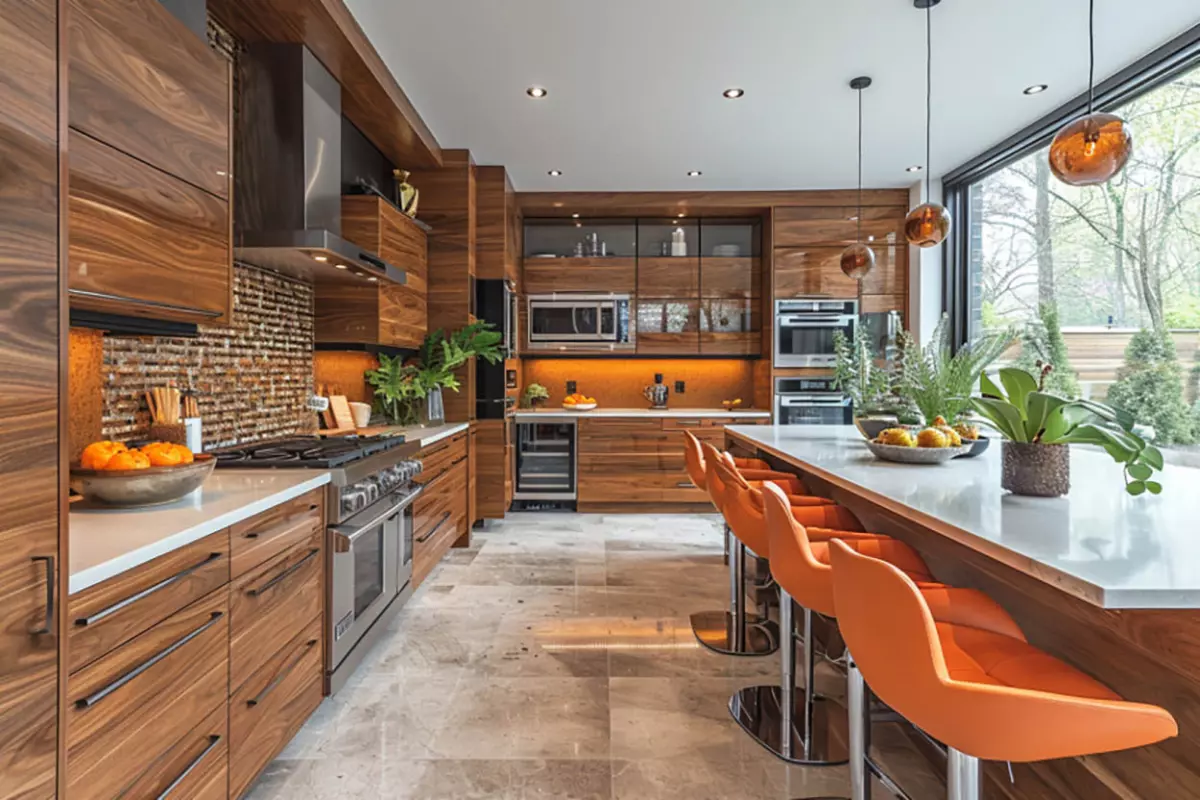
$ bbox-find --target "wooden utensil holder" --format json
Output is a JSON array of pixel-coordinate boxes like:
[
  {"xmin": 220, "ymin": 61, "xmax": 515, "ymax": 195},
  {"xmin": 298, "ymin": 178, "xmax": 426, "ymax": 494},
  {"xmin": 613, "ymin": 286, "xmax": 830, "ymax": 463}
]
[{"xmin": 147, "ymin": 422, "xmax": 187, "ymax": 445}]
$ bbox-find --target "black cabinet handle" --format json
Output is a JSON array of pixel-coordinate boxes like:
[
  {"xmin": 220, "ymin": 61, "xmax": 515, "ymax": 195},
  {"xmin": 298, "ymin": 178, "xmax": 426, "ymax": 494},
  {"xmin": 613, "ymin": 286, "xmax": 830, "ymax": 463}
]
[
  {"xmin": 154, "ymin": 734, "xmax": 222, "ymax": 799},
  {"xmin": 76, "ymin": 611, "xmax": 223, "ymax": 709},
  {"xmin": 75, "ymin": 552, "xmax": 223, "ymax": 627},
  {"xmin": 246, "ymin": 549, "xmax": 319, "ymax": 597},
  {"xmin": 244, "ymin": 505, "xmax": 319, "ymax": 540},
  {"xmin": 30, "ymin": 556, "xmax": 54, "ymax": 636},
  {"xmin": 68, "ymin": 288, "xmax": 223, "ymax": 318},
  {"xmin": 416, "ymin": 512, "xmax": 452, "ymax": 544},
  {"xmin": 676, "ymin": 481, "xmax": 696, "ymax": 489},
  {"xmin": 247, "ymin": 638, "xmax": 318, "ymax": 708}
]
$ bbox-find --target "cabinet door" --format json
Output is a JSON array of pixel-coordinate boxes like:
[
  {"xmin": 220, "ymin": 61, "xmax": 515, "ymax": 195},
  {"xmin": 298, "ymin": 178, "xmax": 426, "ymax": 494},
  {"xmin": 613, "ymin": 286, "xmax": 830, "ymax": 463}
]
[
  {"xmin": 637, "ymin": 257, "xmax": 699, "ymax": 298},
  {"xmin": 700, "ymin": 257, "xmax": 761, "ymax": 299},
  {"xmin": 636, "ymin": 299, "xmax": 700, "ymax": 355},
  {"xmin": 69, "ymin": 0, "xmax": 230, "ymax": 198},
  {"xmin": 773, "ymin": 206, "xmax": 905, "ymax": 247},
  {"xmin": 0, "ymin": 0, "xmax": 60, "ymax": 796},
  {"xmin": 774, "ymin": 245, "xmax": 906, "ymax": 298},
  {"xmin": 523, "ymin": 258, "xmax": 637, "ymax": 294},
  {"xmin": 699, "ymin": 299, "xmax": 761, "ymax": 356},
  {"xmin": 68, "ymin": 132, "xmax": 232, "ymax": 323}
]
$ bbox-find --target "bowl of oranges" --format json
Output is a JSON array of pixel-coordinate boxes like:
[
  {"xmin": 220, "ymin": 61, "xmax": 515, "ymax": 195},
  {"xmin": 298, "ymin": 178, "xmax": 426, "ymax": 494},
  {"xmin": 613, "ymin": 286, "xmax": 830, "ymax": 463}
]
[
  {"xmin": 72, "ymin": 441, "xmax": 215, "ymax": 507},
  {"xmin": 865, "ymin": 419, "xmax": 971, "ymax": 464},
  {"xmin": 562, "ymin": 393, "xmax": 597, "ymax": 411}
]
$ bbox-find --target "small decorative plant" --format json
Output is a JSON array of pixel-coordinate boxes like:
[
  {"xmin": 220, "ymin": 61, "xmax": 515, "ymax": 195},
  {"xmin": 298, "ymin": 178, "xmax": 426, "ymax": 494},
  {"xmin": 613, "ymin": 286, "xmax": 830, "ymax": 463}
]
[
  {"xmin": 969, "ymin": 366, "xmax": 1164, "ymax": 496},
  {"xmin": 831, "ymin": 329, "xmax": 893, "ymax": 416},
  {"xmin": 365, "ymin": 322, "xmax": 503, "ymax": 426},
  {"xmin": 521, "ymin": 383, "xmax": 550, "ymax": 408},
  {"xmin": 897, "ymin": 315, "xmax": 1015, "ymax": 425}
]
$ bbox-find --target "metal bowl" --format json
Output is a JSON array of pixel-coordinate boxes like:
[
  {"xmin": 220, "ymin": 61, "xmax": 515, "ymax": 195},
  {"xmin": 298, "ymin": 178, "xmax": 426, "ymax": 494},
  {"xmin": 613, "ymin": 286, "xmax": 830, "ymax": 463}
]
[
  {"xmin": 955, "ymin": 436, "xmax": 992, "ymax": 459},
  {"xmin": 864, "ymin": 441, "xmax": 970, "ymax": 464},
  {"xmin": 70, "ymin": 454, "xmax": 216, "ymax": 507},
  {"xmin": 854, "ymin": 417, "xmax": 900, "ymax": 441}
]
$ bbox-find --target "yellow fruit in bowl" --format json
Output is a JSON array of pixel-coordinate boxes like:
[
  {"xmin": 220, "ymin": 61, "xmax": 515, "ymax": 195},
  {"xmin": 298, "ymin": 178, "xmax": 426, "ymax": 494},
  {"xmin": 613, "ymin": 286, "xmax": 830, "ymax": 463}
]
[
  {"xmin": 936, "ymin": 426, "xmax": 963, "ymax": 447},
  {"xmin": 932, "ymin": 415, "xmax": 949, "ymax": 427},
  {"xmin": 876, "ymin": 428, "xmax": 916, "ymax": 448},
  {"xmin": 953, "ymin": 423, "xmax": 980, "ymax": 441},
  {"xmin": 916, "ymin": 428, "xmax": 949, "ymax": 448},
  {"xmin": 104, "ymin": 450, "xmax": 151, "ymax": 471},
  {"xmin": 563, "ymin": 397, "xmax": 577, "ymax": 405},
  {"xmin": 80, "ymin": 441, "xmax": 128, "ymax": 470}
]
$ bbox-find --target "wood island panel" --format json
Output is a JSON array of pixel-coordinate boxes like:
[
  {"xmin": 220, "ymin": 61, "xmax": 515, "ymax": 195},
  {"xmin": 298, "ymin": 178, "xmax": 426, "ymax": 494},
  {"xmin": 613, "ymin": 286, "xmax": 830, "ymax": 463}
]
[{"xmin": 0, "ymin": 0, "xmax": 61, "ymax": 794}]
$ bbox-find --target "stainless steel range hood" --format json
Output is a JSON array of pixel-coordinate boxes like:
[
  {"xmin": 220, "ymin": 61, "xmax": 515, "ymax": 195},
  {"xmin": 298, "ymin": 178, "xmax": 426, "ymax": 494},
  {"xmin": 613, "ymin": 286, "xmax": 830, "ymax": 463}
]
[{"xmin": 234, "ymin": 44, "xmax": 405, "ymax": 286}]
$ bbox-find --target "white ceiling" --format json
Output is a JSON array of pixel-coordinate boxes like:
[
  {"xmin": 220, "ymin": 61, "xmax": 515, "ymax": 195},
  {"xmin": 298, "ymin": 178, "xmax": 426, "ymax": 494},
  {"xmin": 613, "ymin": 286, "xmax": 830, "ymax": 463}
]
[{"xmin": 346, "ymin": 0, "xmax": 1200, "ymax": 192}]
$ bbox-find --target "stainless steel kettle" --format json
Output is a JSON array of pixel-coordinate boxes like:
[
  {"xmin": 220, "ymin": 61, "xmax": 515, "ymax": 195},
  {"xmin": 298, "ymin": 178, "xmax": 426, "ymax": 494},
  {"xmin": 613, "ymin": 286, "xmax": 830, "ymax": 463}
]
[{"xmin": 643, "ymin": 374, "xmax": 669, "ymax": 409}]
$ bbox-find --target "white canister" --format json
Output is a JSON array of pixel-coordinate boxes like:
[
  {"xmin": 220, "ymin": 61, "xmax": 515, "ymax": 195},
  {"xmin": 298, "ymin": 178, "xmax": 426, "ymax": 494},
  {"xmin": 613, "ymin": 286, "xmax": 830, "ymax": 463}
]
[
  {"xmin": 349, "ymin": 402, "xmax": 372, "ymax": 428},
  {"xmin": 184, "ymin": 417, "xmax": 203, "ymax": 453}
]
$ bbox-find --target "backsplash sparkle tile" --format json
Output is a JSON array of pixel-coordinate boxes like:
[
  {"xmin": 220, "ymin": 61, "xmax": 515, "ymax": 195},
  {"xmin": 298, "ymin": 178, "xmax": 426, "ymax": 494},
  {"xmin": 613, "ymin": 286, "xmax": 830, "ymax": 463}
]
[{"xmin": 97, "ymin": 264, "xmax": 316, "ymax": 450}]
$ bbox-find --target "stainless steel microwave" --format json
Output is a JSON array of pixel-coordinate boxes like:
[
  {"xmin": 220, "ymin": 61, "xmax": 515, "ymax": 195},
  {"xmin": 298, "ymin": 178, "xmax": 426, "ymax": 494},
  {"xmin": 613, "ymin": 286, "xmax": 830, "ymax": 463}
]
[{"xmin": 527, "ymin": 294, "xmax": 634, "ymax": 349}]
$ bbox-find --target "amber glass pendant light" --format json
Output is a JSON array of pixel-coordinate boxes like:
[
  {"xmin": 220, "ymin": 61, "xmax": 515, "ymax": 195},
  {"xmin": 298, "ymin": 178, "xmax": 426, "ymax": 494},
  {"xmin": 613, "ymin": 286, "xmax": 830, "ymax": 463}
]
[
  {"xmin": 1048, "ymin": 0, "xmax": 1133, "ymax": 186},
  {"xmin": 841, "ymin": 77, "xmax": 876, "ymax": 282},
  {"xmin": 905, "ymin": 0, "xmax": 952, "ymax": 248}
]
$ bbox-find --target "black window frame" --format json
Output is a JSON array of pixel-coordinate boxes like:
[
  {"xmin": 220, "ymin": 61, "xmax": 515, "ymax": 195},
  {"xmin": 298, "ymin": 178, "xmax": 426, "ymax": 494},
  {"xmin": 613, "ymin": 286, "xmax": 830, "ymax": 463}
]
[{"xmin": 941, "ymin": 22, "xmax": 1200, "ymax": 346}]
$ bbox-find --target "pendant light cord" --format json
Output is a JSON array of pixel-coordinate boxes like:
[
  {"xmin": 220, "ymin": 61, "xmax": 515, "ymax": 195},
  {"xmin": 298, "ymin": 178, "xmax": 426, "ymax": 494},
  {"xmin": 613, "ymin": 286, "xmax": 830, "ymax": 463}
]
[
  {"xmin": 1088, "ymin": 0, "xmax": 1096, "ymax": 114},
  {"xmin": 857, "ymin": 86, "xmax": 864, "ymax": 243},
  {"xmin": 925, "ymin": 3, "xmax": 932, "ymax": 198}
]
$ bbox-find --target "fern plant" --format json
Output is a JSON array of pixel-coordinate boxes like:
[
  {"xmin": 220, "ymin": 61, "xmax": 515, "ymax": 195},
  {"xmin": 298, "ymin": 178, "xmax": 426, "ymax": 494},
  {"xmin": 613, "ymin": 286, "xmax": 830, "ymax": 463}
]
[
  {"xmin": 897, "ymin": 315, "xmax": 1015, "ymax": 424},
  {"xmin": 365, "ymin": 322, "xmax": 504, "ymax": 425},
  {"xmin": 831, "ymin": 329, "xmax": 895, "ymax": 416}
]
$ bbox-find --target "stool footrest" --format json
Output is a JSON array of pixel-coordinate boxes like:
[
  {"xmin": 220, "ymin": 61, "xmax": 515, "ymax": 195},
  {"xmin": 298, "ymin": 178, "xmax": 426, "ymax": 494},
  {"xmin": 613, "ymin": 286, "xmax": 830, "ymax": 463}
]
[
  {"xmin": 690, "ymin": 610, "xmax": 779, "ymax": 656},
  {"xmin": 729, "ymin": 684, "xmax": 849, "ymax": 767}
]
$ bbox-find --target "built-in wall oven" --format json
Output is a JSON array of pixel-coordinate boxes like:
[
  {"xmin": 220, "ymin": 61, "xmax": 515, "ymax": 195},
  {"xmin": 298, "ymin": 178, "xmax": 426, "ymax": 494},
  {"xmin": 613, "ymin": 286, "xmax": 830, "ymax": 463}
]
[
  {"xmin": 774, "ymin": 299, "xmax": 857, "ymax": 368},
  {"xmin": 527, "ymin": 293, "xmax": 633, "ymax": 350},
  {"xmin": 775, "ymin": 377, "xmax": 853, "ymax": 426},
  {"xmin": 329, "ymin": 483, "xmax": 421, "ymax": 689}
]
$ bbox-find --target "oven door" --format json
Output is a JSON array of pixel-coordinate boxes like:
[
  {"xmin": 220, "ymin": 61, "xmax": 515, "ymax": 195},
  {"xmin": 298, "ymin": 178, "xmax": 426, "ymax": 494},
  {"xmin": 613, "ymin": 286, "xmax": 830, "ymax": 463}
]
[
  {"xmin": 329, "ymin": 486, "xmax": 420, "ymax": 670},
  {"xmin": 776, "ymin": 394, "xmax": 853, "ymax": 426},
  {"xmin": 774, "ymin": 314, "xmax": 856, "ymax": 367}
]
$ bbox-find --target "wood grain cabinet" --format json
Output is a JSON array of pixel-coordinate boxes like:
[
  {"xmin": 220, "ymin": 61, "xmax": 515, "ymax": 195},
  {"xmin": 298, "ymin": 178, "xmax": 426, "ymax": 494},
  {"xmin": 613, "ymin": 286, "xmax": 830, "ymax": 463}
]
[
  {"xmin": 699, "ymin": 299, "xmax": 762, "ymax": 356},
  {"xmin": 774, "ymin": 244, "xmax": 906, "ymax": 298},
  {"xmin": 636, "ymin": 298, "xmax": 700, "ymax": 355},
  {"xmin": 66, "ymin": 0, "xmax": 234, "ymax": 324},
  {"xmin": 0, "ymin": 0, "xmax": 61, "ymax": 795},
  {"xmin": 523, "ymin": 257, "xmax": 637, "ymax": 295},
  {"xmin": 638, "ymin": 257, "xmax": 699, "ymax": 298},
  {"xmin": 413, "ymin": 432, "xmax": 470, "ymax": 586},
  {"xmin": 700, "ymin": 257, "xmax": 761, "ymax": 300}
]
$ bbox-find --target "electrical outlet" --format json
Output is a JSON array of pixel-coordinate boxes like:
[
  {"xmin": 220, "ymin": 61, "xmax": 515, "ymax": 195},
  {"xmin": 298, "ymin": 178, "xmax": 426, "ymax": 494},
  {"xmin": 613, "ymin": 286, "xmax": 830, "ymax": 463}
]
[
  {"xmin": 675, "ymin": 380, "xmax": 686, "ymax": 394},
  {"xmin": 566, "ymin": 380, "xmax": 577, "ymax": 395}
]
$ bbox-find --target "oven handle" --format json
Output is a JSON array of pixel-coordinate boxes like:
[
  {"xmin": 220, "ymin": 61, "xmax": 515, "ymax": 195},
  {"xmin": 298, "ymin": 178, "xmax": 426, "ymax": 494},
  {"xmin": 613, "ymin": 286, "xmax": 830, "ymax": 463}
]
[
  {"xmin": 778, "ymin": 316, "xmax": 853, "ymax": 326},
  {"xmin": 779, "ymin": 396, "xmax": 852, "ymax": 407},
  {"xmin": 331, "ymin": 485, "xmax": 424, "ymax": 548}
]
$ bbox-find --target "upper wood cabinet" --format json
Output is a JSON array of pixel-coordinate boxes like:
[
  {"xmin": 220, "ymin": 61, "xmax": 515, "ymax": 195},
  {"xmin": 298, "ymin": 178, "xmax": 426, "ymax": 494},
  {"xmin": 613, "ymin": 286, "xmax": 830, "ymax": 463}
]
[
  {"xmin": 774, "ymin": 244, "xmax": 907, "ymax": 298},
  {"xmin": 638, "ymin": 257, "xmax": 699, "ymax": 298},
  {"xmin": 773, "ymin": 205, "xmax": 906, "ymax": 247},
  {"xmin": 523, "ymin": 257, "xmax": 637, "ymax": 295},
  {"xmin": 0, "ymin": 1, "xmax": 61, "ymax": 795},
  {"xmin": 700, "ymin": 257, "xmax": 761, "ymax": 299},
  {"xmin": 69, "ymin": 0, "xmax": 231, "ymax": 198},
  {"xmin": 477, "ymin": 166, "xmax": 521, "ymax": 286}
]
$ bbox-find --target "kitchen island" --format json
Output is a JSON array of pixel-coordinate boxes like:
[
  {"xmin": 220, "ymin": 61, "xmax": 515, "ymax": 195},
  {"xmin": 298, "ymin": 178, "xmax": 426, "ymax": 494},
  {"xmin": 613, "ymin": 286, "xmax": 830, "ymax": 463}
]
[{"xmin": 727, "ymin": 424, "xmax": 1200, "ymax": 799}]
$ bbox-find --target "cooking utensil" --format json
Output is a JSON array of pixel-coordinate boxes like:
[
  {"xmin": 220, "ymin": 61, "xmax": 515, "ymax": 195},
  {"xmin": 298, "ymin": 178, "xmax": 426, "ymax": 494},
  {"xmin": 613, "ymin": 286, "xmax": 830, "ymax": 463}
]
[{"xmin": 70, "ymin": 454, "xmax": 217, "ymax": 507}]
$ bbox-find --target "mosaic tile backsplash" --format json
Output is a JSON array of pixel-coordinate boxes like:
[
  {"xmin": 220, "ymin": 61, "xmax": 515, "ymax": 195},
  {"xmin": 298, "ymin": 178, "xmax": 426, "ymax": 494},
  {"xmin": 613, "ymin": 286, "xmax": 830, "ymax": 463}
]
[{"xmin": 88, "ymin": 264, "xmax": 317, "ymax": 451}]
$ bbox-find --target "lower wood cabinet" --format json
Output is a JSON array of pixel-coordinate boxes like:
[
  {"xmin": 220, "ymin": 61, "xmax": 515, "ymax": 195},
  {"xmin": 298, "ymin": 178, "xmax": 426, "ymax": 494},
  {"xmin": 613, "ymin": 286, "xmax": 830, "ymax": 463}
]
[
  {"xmin": 116, "ymin": 704, "xmax": 229, "ymax": 800},
  {"xmin": 413, "ymin": 431, "xmax": 470, "ymax": 586},
  {"xmin": 577, "ymin": 417, "xmax": 767, "ymax": 512}
]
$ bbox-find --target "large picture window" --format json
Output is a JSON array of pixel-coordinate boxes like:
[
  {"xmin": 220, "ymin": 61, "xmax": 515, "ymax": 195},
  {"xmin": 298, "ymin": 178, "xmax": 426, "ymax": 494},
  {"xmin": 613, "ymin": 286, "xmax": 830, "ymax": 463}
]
[{"xmin": 947, "ymin": 29, "xmax": 1200, "ymax": 456}]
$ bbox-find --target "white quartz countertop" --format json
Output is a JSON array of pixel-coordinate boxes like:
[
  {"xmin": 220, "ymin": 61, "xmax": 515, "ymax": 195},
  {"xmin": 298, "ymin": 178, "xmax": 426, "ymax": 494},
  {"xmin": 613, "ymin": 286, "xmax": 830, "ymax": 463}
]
[
  {"xmin": 387, "ymin": 421, "xmax": 469, "ymax": 448},
  {"xmin": 511, "ymin": 408, "xmax": 771, "ymax": 419},
  {"xmin": 727, "ymin": 425, "xmax": 1200, "ymax": 610},
  {"xmin": 69, "ymin": 470, "xmax": 331, "ymax": 595}
]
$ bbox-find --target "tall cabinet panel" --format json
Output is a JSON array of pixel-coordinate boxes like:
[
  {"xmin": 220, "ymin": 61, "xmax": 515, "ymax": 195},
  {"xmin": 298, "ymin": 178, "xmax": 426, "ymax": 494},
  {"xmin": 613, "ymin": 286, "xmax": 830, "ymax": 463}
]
[{"xmin": 0, "ymin": 0, "xmax": 62, "ymax": 797}]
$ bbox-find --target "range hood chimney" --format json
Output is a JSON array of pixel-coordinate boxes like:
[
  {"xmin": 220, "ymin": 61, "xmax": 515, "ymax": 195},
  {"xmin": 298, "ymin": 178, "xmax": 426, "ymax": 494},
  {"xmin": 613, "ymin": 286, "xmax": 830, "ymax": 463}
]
[{"xmin": 234, "ymin": 44, "xmax": 405, "ymax": 286}]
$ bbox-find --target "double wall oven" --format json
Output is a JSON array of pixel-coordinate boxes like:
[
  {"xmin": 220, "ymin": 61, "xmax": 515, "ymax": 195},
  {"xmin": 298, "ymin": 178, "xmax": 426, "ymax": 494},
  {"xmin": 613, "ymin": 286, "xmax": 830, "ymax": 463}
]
[
  {"xmin": 775, "ymin": 376, "xmax": 854, "ymax": 426},
  {"xmin": 527, "ymin": 293, "xmax": 634, "ymax": 350},
  {"xmin": 774, "ymin": 298, "xmax": 857, "ymax": 368}
]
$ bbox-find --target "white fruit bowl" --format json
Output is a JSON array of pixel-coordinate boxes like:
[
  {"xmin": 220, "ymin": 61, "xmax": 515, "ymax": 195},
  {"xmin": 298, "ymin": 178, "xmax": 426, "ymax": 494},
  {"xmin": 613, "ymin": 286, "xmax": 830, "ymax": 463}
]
[{"xmin": 563, "ymin": 403, "xmax": 598, "ymax": 411}]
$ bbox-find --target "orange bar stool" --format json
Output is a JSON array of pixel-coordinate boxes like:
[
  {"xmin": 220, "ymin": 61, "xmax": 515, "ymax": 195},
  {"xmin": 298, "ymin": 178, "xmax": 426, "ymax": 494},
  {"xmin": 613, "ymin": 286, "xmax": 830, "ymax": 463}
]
[
  {"xmin": 681, "ymin": 432, "xmax": 835, "ymax": 657},
  {"xmin": 828, "ymin": 539, "xmax": 1178, "ymax": 800}
]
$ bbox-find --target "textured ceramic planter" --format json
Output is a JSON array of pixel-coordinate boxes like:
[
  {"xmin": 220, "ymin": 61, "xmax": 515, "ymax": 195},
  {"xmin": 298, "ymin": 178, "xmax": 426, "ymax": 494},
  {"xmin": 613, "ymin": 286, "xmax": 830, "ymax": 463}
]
[{"xmin": 1001, "ymin": 441, "xmax": 1070, "ymax": 497}]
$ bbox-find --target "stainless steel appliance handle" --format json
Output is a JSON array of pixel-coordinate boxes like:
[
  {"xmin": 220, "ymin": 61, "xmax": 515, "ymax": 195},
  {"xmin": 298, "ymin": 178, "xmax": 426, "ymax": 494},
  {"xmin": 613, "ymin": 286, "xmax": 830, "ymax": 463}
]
[
  {"xmin": 780, "ymin": 396, "xmax": 852, "ymax": 407},
  {"xmin": 778, "ymin": 317, "xmax": 851, "ymax": 327},
  {"xmin": 75, "ymin": 611, "xmax": 224, "ymax": 709},
  {"xmin": 246, "ymin": 638, "xmax": 318, "ymax": 707},
  {"xmin": 30, "ymin": 556, "xmax": 54, "ymax": 636},
  {"xmin": 154, "ymin": 735, "xmax": 222, "ymax": 799},
  {"xmin": 245, "ymin": 549, "xmax": 320, "ymax": 597},
  {"xmin": 332, "ymin": 486, "xmax": 425, "ymax": 543},
  {"xmin": 74, "ymin": 552, "xmax": 223, "ymax": 628}
]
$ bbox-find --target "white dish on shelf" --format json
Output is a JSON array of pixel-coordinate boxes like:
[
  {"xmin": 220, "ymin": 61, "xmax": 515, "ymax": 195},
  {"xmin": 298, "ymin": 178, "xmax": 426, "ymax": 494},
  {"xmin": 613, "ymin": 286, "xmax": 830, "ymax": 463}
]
[
  {"xmin": 563, "ymin": 403, "xmax": 598, "ymax": 411},
  {"xmin": 712, "ymin": 244, "xmax": 743, "ymax": 257}
]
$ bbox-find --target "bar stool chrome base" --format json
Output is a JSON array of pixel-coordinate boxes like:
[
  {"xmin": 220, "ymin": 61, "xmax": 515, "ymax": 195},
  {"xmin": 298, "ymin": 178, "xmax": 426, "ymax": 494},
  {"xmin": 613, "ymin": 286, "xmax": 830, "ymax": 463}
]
[
  {"xmin": 729, "ymin": 684, "xmax": 849, "ymax": 766},
  {"xmin": 690, "ymin": 610, "xmax": 779, "ymax": 656}
]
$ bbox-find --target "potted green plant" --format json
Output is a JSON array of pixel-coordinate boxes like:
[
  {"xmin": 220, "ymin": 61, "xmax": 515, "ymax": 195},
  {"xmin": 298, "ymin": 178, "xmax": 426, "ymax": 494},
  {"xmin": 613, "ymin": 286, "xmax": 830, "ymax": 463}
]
[
  {"xmin": 968, "ymin": 366, "xmax": 1164, "ymax": 497},
  {"xmin": 365, "ymin": 322, "xmax": 503, "ymax": 427},
  {"xmin": 831, "ymin": 328, "xmax": 914, "ymax": 440},
  {"xmin": 896, "ymin": 315, "xmax": 1015, "ymax": 426},
  {"xmin": 521, "ymin": 383, "xmax": 550, "ymax": 409}
]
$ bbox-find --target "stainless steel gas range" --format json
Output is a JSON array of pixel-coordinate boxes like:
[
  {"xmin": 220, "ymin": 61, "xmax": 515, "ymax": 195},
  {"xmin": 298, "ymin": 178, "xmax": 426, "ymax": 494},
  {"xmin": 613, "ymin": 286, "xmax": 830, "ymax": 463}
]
[{"xmin": 215, "ymin": 435, "xmax": 423, "ymax": 692}]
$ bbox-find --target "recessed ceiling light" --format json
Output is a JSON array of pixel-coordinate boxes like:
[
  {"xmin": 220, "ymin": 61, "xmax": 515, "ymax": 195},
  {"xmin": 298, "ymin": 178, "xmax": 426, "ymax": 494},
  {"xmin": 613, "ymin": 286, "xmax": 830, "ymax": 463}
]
[
  {"xmin": 571, "ymin": 213, "xmax": 580, "ymax": 218},
  {"xmin": 216, "ymin": 170, "xmax": 228, "ymax": 177},
  {"xmin": 687, "ymin": 170, "xmax": 702, "ymax": 177},
  {"xmin": 723, "ymin": 88, "xmax": 745, "ymax": 99},
  {"xmin": 526, "ymin": 86, "xmax": 548, "ymax": 98},
  {"xmin": 367, "ymin": 276, "xmax": 378, "ymax": 282},
  {"xmin": 548, "ymin": 169, "xmax": 562, "ymax": 176},
  {"xmin": 906, "ymin": 165, "xmax": 924, "ymax": 173},
  {"xmin": 334, "ymin": 263, "xmax": 348, "ymax": 270},
  {"xmin": 677, "ymin": 213, "xmax": 686, "ymax": 218},
  {"xmin": 313, "ymin": 255, "xmax": 328, "ymax": 262},
  {"xmin": 1023, "ymin": 84, "xmax": 1049, "ymax": 95}
]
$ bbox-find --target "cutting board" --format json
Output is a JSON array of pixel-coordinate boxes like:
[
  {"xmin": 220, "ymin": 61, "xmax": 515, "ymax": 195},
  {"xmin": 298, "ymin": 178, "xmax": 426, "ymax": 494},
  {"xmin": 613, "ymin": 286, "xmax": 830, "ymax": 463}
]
[{"xmin": 328, "ymin": 395, "xmax": 358, "ymax": 433}]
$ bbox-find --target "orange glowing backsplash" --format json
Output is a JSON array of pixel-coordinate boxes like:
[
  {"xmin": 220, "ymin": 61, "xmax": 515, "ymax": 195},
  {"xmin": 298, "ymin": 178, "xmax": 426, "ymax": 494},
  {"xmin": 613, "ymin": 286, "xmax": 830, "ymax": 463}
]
[
  {"xmin": 522, "ymin": 359, "xmax": 758, "ymax": 409},
  {"xmin": 313, "ymin": 351, "xmax": 379, "ymax": 405}
]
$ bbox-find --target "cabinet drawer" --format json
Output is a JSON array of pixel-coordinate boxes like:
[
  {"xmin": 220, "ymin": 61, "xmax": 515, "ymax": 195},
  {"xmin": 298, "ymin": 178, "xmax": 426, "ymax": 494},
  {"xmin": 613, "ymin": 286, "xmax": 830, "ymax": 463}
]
[
  {"xmin": 578, "ymin": 453, "xmax": 705, "ymax": 505},
  {"xmin": 68, "ymin": 132, "xmax": 232, "ymax": 324},
  {"xmin": 69, "ymin": 530, "xmax": 230, "ymax": 673},
  {"xmin": 67, "ymin": 589, "xmax": 229, "ymax": 800},
  {"xmin": 116, "ymin": 704, "xmax": 228, "ymax": 800},
  {"xmin": 230, "ymin": 489, "xmax": 324, "ymax": 579},
  {"xmin": 229, "ymin": 529, "xmax": 323, "ymax": 693},
  {"xmin": 229, "ymin": 618, "xmax": 323, "ymax": 799},
  {"xmin": 68, "ymin": 0, "xmax": 230, "ymax": 198},
  {"xmin": 415, "ymin": 431, "xmax": 467, "ymax": 486},
  {"xmin": 414, "ymin": 461, "xmax": 468, "ymax": 586}
]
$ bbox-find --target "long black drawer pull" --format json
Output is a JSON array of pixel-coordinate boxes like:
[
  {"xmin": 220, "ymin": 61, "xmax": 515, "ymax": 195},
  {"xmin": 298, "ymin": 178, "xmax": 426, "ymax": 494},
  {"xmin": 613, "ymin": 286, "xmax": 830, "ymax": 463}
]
[
  {"xmin": 154, "ymin": 734, "xmax": 222, "ymax": 800},
  {"xmin": 30, "ymin": 556, "xmax": 55, "ymax": 636},
  {"xmin": 416, "ymin": 512, "xmax": 452, "ymax": 544},
  {"xmin": 76, "ymin": 611, "xmax": 223, "ymax": 709},
  {"xmin": 244, "ymin": 506, "xmax": 321, "ymax": 539},
  {"xmin": 68, "ymin": 288, "xmax": 223, "ymax": 318},
  {"xmin": 676, "ymin": 481, "xmax": 696, "ymax": 489},
  {"xmin": 75, "ymin": 552, "xmax": 224, "ymax": 627},
  {"xmin": 246, "ymin": 549, "xmax": 320, "ymax": 597},
  {"xmin": 246, "ymin": 639, "xmax": 318, "ymax": 708}
]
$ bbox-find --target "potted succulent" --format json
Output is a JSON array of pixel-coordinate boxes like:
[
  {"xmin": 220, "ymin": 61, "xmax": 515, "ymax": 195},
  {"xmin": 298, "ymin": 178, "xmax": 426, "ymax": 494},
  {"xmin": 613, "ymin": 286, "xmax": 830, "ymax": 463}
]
[
  {"xmin": 521, "ymin": 383, "xmax": 550, "ymax": 409},
  {"xmin": 831, "ymin": 328, "xmax": 917, "ymax": 440},
  {"xmin": 968, "ymin": 366, "xmax": 1164, "ymax": 497},
  {"xmin": 365, "ymin": 322, "xmax": 503, "ymax": 427}
]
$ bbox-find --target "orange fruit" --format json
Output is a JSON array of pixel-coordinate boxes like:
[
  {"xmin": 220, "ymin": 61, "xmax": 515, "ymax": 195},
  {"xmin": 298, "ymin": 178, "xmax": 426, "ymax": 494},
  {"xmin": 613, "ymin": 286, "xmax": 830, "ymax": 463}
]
[
  {"xmin": 174, "ymin": 444, "xmax": 194, "ymax": 464},
  {"xmin": 144, "ymin": 446, "xmax": 182, "ymax": 467},
  {"xmin": 80, "ymin": 441, "xmax": 128, "ymax": 470},
  {"xmin": 104, "ymin": 450, "xmax": 151, "ymax": 471}
]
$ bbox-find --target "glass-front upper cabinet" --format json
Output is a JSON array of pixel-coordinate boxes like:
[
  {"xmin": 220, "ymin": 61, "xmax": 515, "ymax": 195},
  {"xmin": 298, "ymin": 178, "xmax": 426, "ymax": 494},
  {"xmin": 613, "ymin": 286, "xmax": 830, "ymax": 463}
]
[
  {"xmin": 524, "ymin": 219, "xmax": 637, "ymax": 259},
  {"xmin": 700, "ymin": 219, "xmax": 761, "ymax": 258},
  {"xmin": 638, "ymin": 219, "xmax": 700, "ymax": 258}
]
